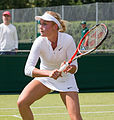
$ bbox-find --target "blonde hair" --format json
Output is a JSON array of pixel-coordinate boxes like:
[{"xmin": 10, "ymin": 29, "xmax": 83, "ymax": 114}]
[{"xmin": 46, "ymin": 11, "xmax": 66, "ymax": 32}]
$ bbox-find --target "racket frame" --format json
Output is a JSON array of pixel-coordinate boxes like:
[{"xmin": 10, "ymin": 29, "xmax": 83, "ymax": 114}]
[
  {"xmin": 59, "ymin": 23, "xmax": 108, "ymax": 72},
  {"xmin": 68, "ymin": 23, "xmax": 108, "ymax": 63}
]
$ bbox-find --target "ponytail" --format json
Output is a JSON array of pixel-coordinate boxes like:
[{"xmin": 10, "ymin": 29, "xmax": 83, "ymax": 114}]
[{"xmin": 59, "ymin": 20, "xmax": 66, "ymax": 32}]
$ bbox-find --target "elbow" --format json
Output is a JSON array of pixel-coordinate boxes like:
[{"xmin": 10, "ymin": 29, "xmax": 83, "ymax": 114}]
[
  {"xmin": 24, "ymin": 66, "xmax": 35, "ymax": 77},
  {"xmin": 24, "ymin": 67, "xmax": 28, "ymax": 76},
  {"xmin": 24, "ymin": 67, "xmax": 30, "ymax": 77}
]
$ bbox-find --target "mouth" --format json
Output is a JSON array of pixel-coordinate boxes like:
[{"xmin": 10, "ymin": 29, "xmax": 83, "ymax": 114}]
[
  {"xmin": 40, "ymin": 31, "xmax": 44, "ymax": 35},
  {"xmin": 40, "ymin": 30, "xmax": 45, "ymax": 36},
  {"xmin": 40, "ymin": 30, "xmax": 43, "ymax": 33},
  {"xmin": 40, "ymin": 29, "xmax": 44, "ymax": 33}
]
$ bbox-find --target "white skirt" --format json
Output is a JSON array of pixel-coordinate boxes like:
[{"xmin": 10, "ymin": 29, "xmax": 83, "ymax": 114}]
[{"xmin": 34, "ymin": 73, "xmax": 79, "ymax": 92}]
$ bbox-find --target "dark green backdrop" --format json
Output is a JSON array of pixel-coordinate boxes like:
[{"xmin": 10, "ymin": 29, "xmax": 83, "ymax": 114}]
[{"xmin": 0, "ymin": 53, "xmax": 114, "ymax": 93}]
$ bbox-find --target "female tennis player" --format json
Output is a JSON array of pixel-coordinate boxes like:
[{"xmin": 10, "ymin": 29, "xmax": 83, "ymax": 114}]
[{"xmin": 17, "ymin": 11, "xmax": 82, "ymax": 120}]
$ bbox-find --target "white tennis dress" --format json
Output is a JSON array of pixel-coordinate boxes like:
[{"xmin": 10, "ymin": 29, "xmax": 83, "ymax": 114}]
[{"xmin": 25, "ymin": 32, "xmax": 79, "ymax": 92}]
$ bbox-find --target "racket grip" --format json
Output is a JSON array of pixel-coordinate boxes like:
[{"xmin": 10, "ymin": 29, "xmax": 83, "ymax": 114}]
[{"xmin": 59, "ymin": 62, "xmax": 69, "ymax": 72}]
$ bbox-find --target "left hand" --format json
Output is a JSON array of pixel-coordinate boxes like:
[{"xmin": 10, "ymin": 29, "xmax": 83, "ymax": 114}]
[{"xmin": 60, "ymin": 61, "xmax": 74, "ymax": 74}]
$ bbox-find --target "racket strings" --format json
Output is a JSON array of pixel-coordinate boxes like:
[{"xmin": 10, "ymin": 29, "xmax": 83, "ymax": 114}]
[
  {"xmin": 79, "ymin": 24, "xmax": 107, "ymax": 53},
  {"xmin": 69, "ymin": 23, "xmax": 108, "ymax": 63}
]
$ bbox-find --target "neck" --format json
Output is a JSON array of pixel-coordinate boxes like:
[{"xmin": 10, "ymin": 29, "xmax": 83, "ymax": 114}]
[
  {"xmin": 48, "ymin": 32, "xmax": 58, "ymax": 50},
  {"xmin": 48, "ymin": 31, "xmax": 58, "ymax": 43},
  {"xmin": 4, "ymin": 22, "xmax": 10, "ymax": 25}
]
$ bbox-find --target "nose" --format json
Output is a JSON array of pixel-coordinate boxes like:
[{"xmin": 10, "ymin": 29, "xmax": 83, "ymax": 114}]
[{"xmin": 39, "ymin": 24, "xmax": 43, "ymax": 29}]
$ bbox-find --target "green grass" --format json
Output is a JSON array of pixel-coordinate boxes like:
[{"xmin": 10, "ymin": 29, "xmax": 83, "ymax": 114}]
[
  {"xmin": 0, "ymin": 92, "xmax": 114, "ymax": 120},
  {"xmin": 16, "ymin": 21, "xmax": 114, "ymax": 49}
]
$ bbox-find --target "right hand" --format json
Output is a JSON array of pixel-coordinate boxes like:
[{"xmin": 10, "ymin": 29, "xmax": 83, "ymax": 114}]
[{"xmin": 49, "ymin": 69, "xmax": 62, "ymax": 80}]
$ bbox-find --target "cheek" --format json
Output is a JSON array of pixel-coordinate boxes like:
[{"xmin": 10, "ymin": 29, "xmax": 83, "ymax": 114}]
[
  {"xmin": 45, "ymin": 25, "xmax": 51, "ymax": 30},
  {"xmin": 40, "ymin": 25, "xmax": 48, "ymax": 31},
  {"xmin": 3, "ymin": 17, "xmax": 6, "ymax": 20},
  {"xmin": 8, "ymin": 17, "xmax": 11, "ymax": 20},
  {"xmin": 44, "ymin": 26, "xmax": 53, "ymax": 33},
  {"xmin": 40, "ymin": 26, "xmax": 50, "ymax": 36},
  {"xmin": 3, "ymin": 17, "xmax": 9, "ymax": 21}
]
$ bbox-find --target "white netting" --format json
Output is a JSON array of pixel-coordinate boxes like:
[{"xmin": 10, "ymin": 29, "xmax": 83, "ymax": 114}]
[{"xmin": 0, "ymin": 3, "xmax": 114, "ymax": 49}]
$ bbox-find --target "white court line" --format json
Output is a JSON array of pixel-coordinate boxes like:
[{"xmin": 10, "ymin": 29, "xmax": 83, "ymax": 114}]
[
  {"xmin": 81, "ymin": 111, "xmax": 114, "ymax": 114},
  {"xmin": 32, "ymin": 106, "xmax": 65, "ymax": 109},
  {"xmin": 0, "ymin": 104, "xmax": 114, "ymax": 110},
  {"xmin": 33, "ymin": 111, "xmax": 114, "ymax": 115},
  {"xmin": 0, "ymin": 110, "xmax": 114, "ymax": 118},
  {"xmin": 0, "ymin": 104, "xmax": 114, "ymax": 118},
  {"xmin": 13, "ymin": 115, "xmax": 21, "ymax": 118},
  {"xmin": 34, "ymin": 113, "xmax": 68, "ymax": 116},
  {"xmin": 81, "ymin": 104, "xmax": 114, "ymax": 107},
  {"xmin": 0, "ymin": 106, "xmax": 64, "ymax": 110},
  {"xmin": 0, "ymin": 115, "xmax": 21, "ymax": 118},
  {"xmin": 0, "ymin": 108, "xmax": 17, "ymax": 110},
  {"xmin": 0, "ymin": 115, "xmax": 15, "ymax": 117}
]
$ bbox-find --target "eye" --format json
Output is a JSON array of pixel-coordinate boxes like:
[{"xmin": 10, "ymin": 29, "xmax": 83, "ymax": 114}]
[
  {"xmin": 43, "ymin": 23, "xmax": 47, "ymax": 25},
  {"xmin": 40, "ymin": 21, "xmax": 47, "ymax": 26}
]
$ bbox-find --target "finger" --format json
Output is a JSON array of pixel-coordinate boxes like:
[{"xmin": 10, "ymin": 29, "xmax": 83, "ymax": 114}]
[
  {"xmin": 63, "ymin": 65, "xmax": 72, "ymax": 73},
  {"xmin": 61, "ymin": 61, "xmax": 66, "ymax": 67},
  {"xmin": 67, "ymin": 66, "xmax": 72, "ymax": 72}
]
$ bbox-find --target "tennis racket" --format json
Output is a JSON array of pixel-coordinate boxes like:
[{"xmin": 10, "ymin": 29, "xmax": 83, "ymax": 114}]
[{"xmin": 59, "ymin": 23, "xmax": 108, "ymax": 71}]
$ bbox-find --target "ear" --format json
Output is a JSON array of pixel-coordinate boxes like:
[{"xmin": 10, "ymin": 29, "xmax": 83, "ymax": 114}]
[{"xmin": 53, "ymin": 24, "xmax": 58, "ymax": 30}]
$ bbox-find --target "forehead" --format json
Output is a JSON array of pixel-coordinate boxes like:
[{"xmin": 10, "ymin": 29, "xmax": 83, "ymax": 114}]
[{"xmin": 40, "ymin": 19, "xmax": 53, "ymax": 23}]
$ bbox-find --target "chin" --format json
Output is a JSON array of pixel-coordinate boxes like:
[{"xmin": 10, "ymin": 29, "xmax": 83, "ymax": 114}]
[
  {"xmin": 41, "ymin": 34, "xmax": 46, "ymax": 37},
  {"xmin": 41, "ymin": 33, "xmax": 47, "ymax": 37}
]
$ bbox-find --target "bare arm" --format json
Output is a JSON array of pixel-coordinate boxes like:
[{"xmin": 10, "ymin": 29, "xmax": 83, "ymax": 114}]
[
  {"xmin": 32, "ymin": 68, "xmax": 51, "ymax": 77},
  {"xmin": 32, "ymin": 68, "xmax": 62, "ymax": 80}
]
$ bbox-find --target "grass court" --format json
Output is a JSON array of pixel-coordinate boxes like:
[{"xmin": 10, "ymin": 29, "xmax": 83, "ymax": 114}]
[{"xmin": 0, "ymin": 92, "xmax": 114, "ymax": 120}]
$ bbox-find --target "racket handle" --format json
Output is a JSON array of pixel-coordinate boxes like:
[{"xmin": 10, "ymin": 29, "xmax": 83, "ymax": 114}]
[{"xmin": 59, "ymin": 62, "xmax": 69, "ymax": 72}]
